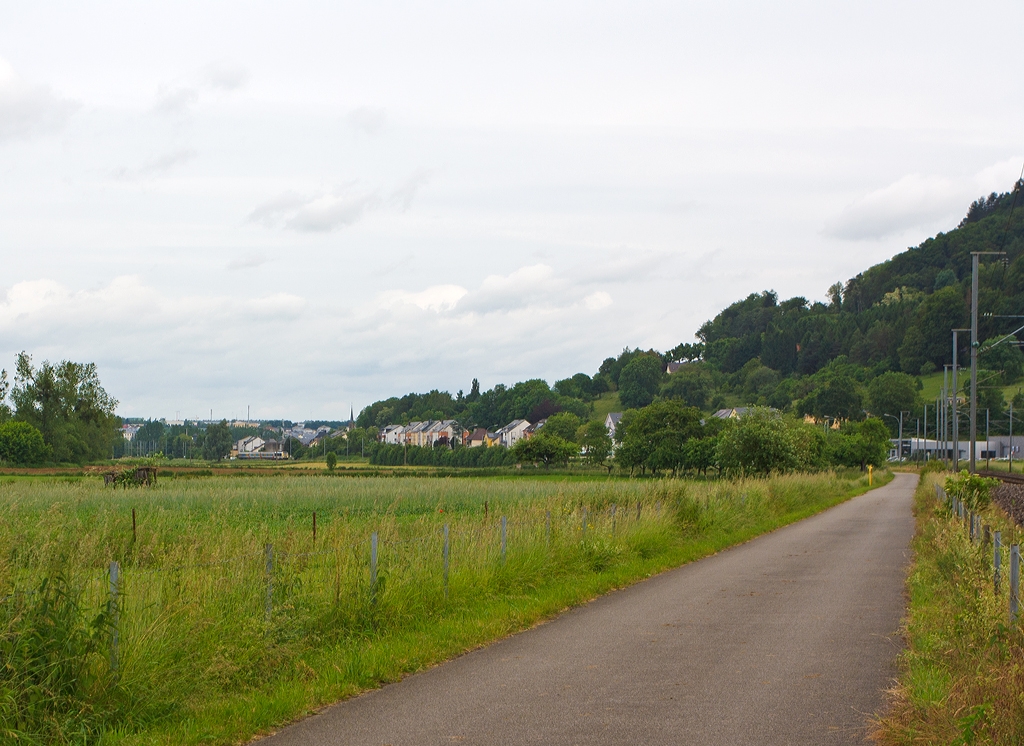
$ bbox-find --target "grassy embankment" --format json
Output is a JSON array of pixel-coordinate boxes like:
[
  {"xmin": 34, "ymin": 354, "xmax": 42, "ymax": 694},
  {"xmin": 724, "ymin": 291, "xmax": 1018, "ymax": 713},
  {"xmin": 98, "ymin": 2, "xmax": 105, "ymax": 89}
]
[
  {"xmin": 872, "ymin": 472, "xmax": 1024, "ymax": 744},
  {"xmin": 1, "ymin": 470, "xmax": 888, "ymax": 745},
  {"xmin": 919, "ymin": 369, "xmax": 1024, "ymax": 413},
  {"xmin": 589, "ymin": 391, "xmax": 622, "ymax": 423}
]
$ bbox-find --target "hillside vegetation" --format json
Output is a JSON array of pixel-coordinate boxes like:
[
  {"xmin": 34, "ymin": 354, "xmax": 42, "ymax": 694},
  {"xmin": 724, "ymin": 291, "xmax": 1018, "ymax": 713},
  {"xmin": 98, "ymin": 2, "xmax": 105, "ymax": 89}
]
[{"xmin": 358, "ymin": 181, "xmax": 1024, "ymax": 438}]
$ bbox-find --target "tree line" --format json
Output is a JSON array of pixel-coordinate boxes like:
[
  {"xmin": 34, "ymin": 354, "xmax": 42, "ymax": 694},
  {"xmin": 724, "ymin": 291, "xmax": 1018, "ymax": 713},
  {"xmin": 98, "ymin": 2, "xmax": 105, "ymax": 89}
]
[
  {"xmin": 356, "ymin": 181, "xmax": 1024, "ymax": 441},
  {"xmin": 0, "ymin": 352, "xmax": 121, "ymax": 466}
]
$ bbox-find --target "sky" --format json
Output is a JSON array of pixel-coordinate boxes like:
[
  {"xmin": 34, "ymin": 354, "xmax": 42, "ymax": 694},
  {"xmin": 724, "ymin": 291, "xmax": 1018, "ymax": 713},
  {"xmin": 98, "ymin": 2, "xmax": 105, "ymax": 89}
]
[{"xmin": 1, "ymin": 1, "xmax": 1022, "ymax": 421}]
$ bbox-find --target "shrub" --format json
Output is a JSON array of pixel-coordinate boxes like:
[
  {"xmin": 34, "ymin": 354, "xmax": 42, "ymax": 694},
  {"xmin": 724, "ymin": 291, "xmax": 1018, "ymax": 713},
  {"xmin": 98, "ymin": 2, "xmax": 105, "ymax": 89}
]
[
  {"xmin": 944, "ymin": 469, "xmax": 997, "ymax": 511},
  {"xmin": 0, "ymin": 420, "xmax": 48, "ymax": 465}
]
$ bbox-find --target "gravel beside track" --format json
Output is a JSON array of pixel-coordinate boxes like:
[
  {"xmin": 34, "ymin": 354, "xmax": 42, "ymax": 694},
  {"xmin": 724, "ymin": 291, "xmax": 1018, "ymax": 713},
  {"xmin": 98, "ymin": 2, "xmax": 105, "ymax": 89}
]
[{"xmin": 992, "ymin": 482, "xmax": 1024, "ymax": 526}]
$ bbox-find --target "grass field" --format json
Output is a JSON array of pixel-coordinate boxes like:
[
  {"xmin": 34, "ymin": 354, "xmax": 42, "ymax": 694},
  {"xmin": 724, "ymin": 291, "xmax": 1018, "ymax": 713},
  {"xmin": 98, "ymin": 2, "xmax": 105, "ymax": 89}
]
[
  {"xmin": 589, "ymin": 391, "xmax": 622, "ymax": 422},
  {"xmin": 919, "ymin": 369, "xmax": 1024, "ymax": 410},
  {"xmin": 1, "ymin": 470, "xmax": 888, "ymax": 745}
]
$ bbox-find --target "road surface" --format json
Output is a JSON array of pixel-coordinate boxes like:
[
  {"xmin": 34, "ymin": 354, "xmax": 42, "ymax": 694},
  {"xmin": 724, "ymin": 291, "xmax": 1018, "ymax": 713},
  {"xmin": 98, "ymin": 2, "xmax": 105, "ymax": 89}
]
[{"xmin": 259, "ymin": 473, "xmax": 916, "ymax": 745}]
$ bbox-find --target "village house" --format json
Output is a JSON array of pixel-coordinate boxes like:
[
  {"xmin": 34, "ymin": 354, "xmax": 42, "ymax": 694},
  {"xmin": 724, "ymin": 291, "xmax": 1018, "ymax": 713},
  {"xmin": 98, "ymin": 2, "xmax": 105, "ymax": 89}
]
[
  {"xmin": 404, "ymin": 421, "xmax": 431, "ymax": 447},
  {"xmin": 496, "ymin": 419, "xmax": 531, "ymax": 448},
  {"xmin": 466, "ymin": 427, "xmax": 489, "ymax": 447},
  {"xmin": 712, "ymin": 407, "xmax": 750, "ymax": 420},
  {"xmin": 523, "ymin": 419, "xmax": 546, "ymax": 439},
  {"xmin": 235, "ymin": 435, "xmax": 265, "ymax": 454}
]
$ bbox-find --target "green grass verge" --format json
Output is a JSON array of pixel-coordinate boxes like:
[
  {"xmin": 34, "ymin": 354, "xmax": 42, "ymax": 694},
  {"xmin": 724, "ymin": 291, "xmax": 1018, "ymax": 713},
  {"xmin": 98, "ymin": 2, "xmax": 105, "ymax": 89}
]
[{"xmin": 872, "ymin": 472, "xmax": 1024, "ymax": 744}]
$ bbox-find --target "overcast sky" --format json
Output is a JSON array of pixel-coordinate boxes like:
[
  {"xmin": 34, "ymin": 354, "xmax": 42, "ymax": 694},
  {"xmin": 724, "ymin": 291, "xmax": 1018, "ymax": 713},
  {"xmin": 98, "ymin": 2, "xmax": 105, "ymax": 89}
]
[{"xmin": 1, "ymin": 1, "xmax": 1022, "ymax": 421}]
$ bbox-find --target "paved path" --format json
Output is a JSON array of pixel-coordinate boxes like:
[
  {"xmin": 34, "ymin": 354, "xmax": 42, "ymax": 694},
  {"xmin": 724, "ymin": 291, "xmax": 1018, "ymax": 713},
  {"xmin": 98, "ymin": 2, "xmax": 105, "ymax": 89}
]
[{"xmin": 260, "ymin": 473, "xmax": 916, "ymax": 745}]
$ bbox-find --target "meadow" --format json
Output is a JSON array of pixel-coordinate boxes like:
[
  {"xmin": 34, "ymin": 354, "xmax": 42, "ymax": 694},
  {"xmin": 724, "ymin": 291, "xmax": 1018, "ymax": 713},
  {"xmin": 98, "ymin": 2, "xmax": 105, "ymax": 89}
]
[{"xmin": 0, "ymin": 470, "xmax": 885, "ymax": 745}]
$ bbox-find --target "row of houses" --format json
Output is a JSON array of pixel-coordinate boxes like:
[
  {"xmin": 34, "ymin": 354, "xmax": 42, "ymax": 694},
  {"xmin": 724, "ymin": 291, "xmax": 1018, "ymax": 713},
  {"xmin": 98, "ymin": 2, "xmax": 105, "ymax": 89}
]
[{"xmin": 380, "ymin": 418, "xmax": 536, "ymax": 449}]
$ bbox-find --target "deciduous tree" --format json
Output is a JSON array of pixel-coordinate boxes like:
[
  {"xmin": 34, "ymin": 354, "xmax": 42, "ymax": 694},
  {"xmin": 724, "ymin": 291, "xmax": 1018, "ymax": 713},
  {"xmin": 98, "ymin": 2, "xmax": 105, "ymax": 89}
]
[
  {"xmin": 10, "ymin": 352, "xmax": 120, "ymax": 464},
  {"xmin": 618, "ymin": 355, "xmax": 664, "ymax": 409},
  {"xmin": 202, "ymin": 420, "xmax": 233, "ymax": 461}
]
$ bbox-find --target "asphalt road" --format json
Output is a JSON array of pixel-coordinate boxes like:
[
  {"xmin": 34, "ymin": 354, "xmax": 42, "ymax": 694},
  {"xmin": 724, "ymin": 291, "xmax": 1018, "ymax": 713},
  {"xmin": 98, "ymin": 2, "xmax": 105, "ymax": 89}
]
[{"xmin": 259, "ymin": 473, "xmax": 916, "ymax": 746}]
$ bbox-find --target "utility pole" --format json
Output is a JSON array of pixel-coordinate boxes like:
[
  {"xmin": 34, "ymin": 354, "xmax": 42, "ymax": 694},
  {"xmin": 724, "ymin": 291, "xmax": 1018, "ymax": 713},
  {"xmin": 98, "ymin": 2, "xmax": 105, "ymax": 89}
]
[
  {"xmin": 953, "ymin": 328, "xmax": 969, "ymax": 471},
  {"xmin": 970, "ymin": 251, "xmax": 1006, "ymax": 473},
  {"xmin": 899, "ymin": 411, "xmax": 905, "ymax": 460},
  {"xmin": 941, "ymin": 368, "xmax": 949, "ymax": 463}
]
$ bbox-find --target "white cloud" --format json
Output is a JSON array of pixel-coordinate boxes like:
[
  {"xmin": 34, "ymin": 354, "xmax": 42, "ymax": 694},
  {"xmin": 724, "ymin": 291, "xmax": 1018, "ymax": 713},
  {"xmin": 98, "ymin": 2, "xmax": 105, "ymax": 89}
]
[
  {"xmin": 0, "ymin": 57, "xmax": 78, "ymax": 142},
  {"xmin": 389, "ymin": 169, "xmax": 434, "ymax": 212},
  {"xmin": 248, "ymin": 191, "xmax": 311, "ymax": 227},
  {"xmin": 973, "ymin": 157, "xmax": 1024, "ymax": 197},
  {"xmin": 154, "ymin": 85, "xmax": 199, "ymax": 115},
  {"xmin": 347, "ymin": 107, "xmax": 386, "ymax": 134},
  {"xmin": 112, "ymin": 148, "xmax": 198, "ymax": 179},
  {"xmin": 202, "ymin": 61, "xmax": 250, "ymax": 91},
  {"xmin": 583, "ymin": 291, "xmax": 612, "ymax": 310},
  {"xmin": 249, "ymin": 173, "xmax": 432, "ymax": 232},
  {"xmin": 377, "ymin": 284, "xmax": 468, "ymax": 312},
  {"xmin": 825, "ymin": 160, "xmax": 1024, "ymax": 241},
  {"xmin": 286, "ymin": 191, "xmax": 382, "ymax": 232},
  {"xmin": 226, "ymin": 252, "xmax": 269, "ymax": 271},
  {"xmin": 378, "ymin": 265, "xmax": 616, "ymax": 319},
  {"xmin": 824, "ymin": 174, "xmax": 964, "ymax": 241},
  {"xmin": 0, "ymin": 276, "xmax": 306, "ymax": 356},
  {"xmin": 456, "ymin": 264, "xmax": 561, "ymax": 314}
]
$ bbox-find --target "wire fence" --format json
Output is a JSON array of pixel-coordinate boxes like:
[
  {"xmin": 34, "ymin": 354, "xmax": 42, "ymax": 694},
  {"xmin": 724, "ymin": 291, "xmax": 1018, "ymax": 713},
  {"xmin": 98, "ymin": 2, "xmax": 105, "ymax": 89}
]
[
  {"xmin": 1, "ymin": 501, "xmax": 669, "ymax": 672},
  {"xmin": 936, "ymin": 483, "xmax": 1021, "ymax": 624}
]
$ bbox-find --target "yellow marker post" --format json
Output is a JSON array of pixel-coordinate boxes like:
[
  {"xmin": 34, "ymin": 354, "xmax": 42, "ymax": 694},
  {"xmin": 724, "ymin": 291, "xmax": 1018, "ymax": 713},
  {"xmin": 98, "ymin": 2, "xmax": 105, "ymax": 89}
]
[{"xmin": 868, "ymin": 464, "xmax": 873, "ymax": 486}]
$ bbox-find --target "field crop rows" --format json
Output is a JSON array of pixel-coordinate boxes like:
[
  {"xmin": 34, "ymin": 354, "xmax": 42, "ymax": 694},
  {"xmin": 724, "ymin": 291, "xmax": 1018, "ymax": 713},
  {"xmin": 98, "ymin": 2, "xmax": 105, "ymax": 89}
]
[{"xmin": 0, "ymin": 471, "xmax": 881, "ymax": 745}]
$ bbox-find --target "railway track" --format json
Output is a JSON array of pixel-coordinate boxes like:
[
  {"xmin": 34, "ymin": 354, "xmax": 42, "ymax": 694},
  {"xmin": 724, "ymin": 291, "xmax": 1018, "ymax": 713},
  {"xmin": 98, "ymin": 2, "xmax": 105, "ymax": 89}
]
[{"xmin": 977, "ymin": 469, "xmax": 1024, "ymax": 485}]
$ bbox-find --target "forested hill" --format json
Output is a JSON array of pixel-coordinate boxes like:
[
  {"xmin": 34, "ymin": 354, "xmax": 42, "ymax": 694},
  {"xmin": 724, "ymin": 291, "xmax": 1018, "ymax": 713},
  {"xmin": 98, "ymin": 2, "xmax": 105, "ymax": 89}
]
[
  {"xmin": 359, "ymin": 180, "xmax": 1024, "ymax": 434},
  {"xmin": 703, "ymin": 182, "xmax": 1024, "ymax": 378}
]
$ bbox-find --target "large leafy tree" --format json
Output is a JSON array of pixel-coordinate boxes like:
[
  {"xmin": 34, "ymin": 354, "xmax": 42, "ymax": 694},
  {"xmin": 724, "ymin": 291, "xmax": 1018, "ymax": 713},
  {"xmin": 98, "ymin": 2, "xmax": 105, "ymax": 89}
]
[
  {"xmin": 617, "ymin": 400, "xmax": 704, "ymax": 476},
  {"xmin": 915, "ymin": 286, "xmax": 968, "ymax": 367},
  {"xmin": 542, "ymin": 412, "xmax": 581, "ymax": 442},
  {"xmin": 576, "ymin": 421, "xmax": 613, "ymax": 469},
  {"xmin": 867, "ymin": 372, "xmax": 920, "ymax": 428},
  {"xmin": 660, "ymin": 364, "xmax": 715, "ymax": 409},
  {"xmin": 512, "ymin": 433, "xmax": 577, "ymax": 466},
  {"xmin": 716, "ymin": 407, "xmax": 799, "ymax": 475},
  {"xmin": 798, "ymin": 372, "xmax": 864, "ymax": 421},
  {"xmin": 979, "ymin": 337, "xmax": 1024, "ymax": 384},
  {"xmin": 618, "ymin": 355, "xmax": 664, "ymax": 409},
  {"xmin": 684, "ymin": 436, "xmax": 719, "ymax": 476},
  {"xmin": 202, "ymin": 420, "xmax": 233, "ymax": 461},
  {"xmin": 10, "ymin": 353, "xmax": 120, "ymax": 464},
  {"xmin": 828, "ymin": 418, "xmax": 890, "ymax": 470}
]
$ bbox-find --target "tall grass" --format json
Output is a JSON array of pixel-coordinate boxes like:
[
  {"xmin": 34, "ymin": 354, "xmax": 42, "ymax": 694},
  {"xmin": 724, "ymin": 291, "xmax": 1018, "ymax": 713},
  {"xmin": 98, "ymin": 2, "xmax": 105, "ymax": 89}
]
[
  {"xmin": 0, "ymin": 471, "xmax": 883, "ymax": 745},
  {"xmin": 872, "ymin": 473, "xmax": 1024, "ymax": 744}
]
